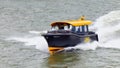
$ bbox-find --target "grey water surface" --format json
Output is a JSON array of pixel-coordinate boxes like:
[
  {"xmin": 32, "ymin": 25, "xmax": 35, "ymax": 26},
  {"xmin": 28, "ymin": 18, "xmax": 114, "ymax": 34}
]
[{"xmin": 0, "ymin": 0, "xmax": 120, "ymax": 68}]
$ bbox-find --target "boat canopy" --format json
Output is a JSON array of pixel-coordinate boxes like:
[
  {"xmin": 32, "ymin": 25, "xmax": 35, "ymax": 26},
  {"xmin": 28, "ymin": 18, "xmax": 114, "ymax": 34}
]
[{"xmin": 51, "ymin": 17, "xmax": 92, "ymax": 27}]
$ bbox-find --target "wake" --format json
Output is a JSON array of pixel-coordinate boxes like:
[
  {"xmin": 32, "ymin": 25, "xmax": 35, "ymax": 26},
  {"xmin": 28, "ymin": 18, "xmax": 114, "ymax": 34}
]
[
  {"xmin": 94, "ymin": 10, "xmax": 120, "ymax": 49},
  {"xmin": 7, "ymin": 35, "xmax": 49, "ymax": 53}
]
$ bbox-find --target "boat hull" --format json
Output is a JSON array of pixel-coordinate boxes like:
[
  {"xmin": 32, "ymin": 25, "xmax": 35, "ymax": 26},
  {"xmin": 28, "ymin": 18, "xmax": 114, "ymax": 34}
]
[{"xmin": 42, "ymin": 32, "xmax": 98, "ymax": 54}]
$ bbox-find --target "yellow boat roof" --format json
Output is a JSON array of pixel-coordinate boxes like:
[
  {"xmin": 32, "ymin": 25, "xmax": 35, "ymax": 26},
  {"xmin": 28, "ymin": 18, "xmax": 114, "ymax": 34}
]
[{"xmin": 51, "ymin": 16, "xmax": 92, "ymax": 26}]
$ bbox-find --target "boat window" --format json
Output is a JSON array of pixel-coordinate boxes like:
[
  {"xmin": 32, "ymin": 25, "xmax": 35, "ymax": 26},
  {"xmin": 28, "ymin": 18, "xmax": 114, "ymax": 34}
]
[
  {"xmin": 81, "ymin": 25, "xmax": 89, "ymax": 32},
  {"xmin": 69, "ymin": 25, "xmax": 72, "ymax": 30},
  {"xmin": 77, "ymin": 26, "xmax": 81, "ymax": 33},
  {"xmin": 51, "ymin": 27, "xmax": 55, "ymax": 31},
  {"xmin": 71, "ymin": 26, "xmax": 76, "ymax": 32},
  {"xmin": 84, "ymin": 25, "xmax": 89, "ymax": 32},
  {"xmin": 64, "ymin": 26, "xmax": 69, "ymax": 30},
  {"xmin": 76, "ymin": 27, "xmax": 78, "ymax": 31},
  {"xmin": 80, "ymin": 26, "xmax": 82, "ymax": 32},
  {"xmin": 51, "ymin": 25, "xmax": 71, "ymax": 31},
  {"xmin": 58, "ymin": 25, "xmax": 64, "ymax": 29},
  {"xmin": 51, "ymin": 26, "xmax": 59, "ymax": 31},
  {"xmin": 84, "ymin": 26, "xmax": 87, "ymax": 32},
  {"xmin": 59, "ymin": 24, "xmax": 71, "ymax": 30},
  {"xmin": 82, "ymin": 26, "xmax": 85, "ymax": 32}
]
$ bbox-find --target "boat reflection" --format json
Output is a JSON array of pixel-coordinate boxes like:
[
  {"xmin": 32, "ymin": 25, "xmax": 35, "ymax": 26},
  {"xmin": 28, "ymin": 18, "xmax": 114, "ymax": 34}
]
[{"xmin": 46, "ymin": 53, "xmax": 80, "ymax": 68}]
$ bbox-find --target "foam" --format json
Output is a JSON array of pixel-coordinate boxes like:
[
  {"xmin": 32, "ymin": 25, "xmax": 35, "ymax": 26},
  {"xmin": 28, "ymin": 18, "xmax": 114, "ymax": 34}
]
[{"xmin": 7, "ymin": 36, "xmax": 49, "ymax": 53}]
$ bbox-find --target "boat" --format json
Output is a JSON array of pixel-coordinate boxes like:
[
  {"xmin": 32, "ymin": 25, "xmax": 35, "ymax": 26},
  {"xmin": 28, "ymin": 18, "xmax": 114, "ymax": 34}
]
[{"xmin": 42, "ymin": 16, "xmax": 98, "ymax": 54}]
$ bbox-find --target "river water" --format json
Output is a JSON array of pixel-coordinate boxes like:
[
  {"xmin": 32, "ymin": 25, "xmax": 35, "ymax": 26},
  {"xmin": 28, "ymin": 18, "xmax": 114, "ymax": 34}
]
[{"xmin": 0, "ymin": 0, "xmax": 120, "ymax": 68}]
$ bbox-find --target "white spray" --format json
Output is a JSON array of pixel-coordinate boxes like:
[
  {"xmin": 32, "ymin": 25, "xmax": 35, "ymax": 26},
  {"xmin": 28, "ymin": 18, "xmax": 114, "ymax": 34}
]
[
  {"xmin": 94, "ymin": 10, "xmax": 120, "ymax": 49},
  {"xmin": 7, "ymin": 31, "xmax": 49, "ymax": 53}
]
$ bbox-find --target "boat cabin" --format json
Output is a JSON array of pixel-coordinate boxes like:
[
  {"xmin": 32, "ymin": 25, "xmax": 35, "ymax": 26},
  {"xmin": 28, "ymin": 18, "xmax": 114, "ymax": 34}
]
[{"xmin": 50, "ymin": 17, "xmax": 92, "ymax": 34}]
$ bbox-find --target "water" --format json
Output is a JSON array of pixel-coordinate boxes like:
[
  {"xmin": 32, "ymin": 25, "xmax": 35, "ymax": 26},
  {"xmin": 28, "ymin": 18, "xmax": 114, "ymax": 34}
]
[{"xmin": 0, "ymin": 0, "xmax": 120, "ymax": 68}]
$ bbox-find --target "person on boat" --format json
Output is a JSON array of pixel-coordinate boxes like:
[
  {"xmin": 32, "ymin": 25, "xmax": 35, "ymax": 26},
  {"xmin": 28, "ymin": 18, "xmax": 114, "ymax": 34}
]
[{"xmin": 58, "ymin": 25, "xmax": 64, "ymax": 29}]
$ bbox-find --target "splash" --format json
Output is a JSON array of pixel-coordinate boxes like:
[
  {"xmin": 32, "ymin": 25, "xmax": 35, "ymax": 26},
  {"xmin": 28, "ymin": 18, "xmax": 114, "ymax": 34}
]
[
  {"xmin": 94, "ymin": 10, "xmax": 120, "ymax": 49},
  {"xmin": 7, "ymin": 34, "xmax": 49, "ymax": 53},
  {"xmin": 64, "ymin": 41, "xmax": 99, "ymax": 51},
  {"xmin": 29, "ymin": 30, "xmax": 47, "ymax": 35}
]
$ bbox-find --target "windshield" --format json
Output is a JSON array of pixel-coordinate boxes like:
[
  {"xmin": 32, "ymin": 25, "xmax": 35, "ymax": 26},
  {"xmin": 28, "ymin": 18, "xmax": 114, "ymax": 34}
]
[{"xmin": 51, "ymin": 25, "xmax": 71, "ymax": 31}]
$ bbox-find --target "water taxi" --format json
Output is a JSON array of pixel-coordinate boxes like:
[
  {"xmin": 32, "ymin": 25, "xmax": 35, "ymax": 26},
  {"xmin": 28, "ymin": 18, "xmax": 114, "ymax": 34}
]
[{"xmin": 42, "ymin": 16, "xmax": 98, "ymax": 54}]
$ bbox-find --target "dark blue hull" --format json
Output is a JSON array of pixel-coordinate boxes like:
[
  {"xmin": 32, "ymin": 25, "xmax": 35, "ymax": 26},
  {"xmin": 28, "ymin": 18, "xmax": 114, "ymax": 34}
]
[{"xmin": 42, "ymin": 32, "xmax": 98, "ymax": 47}]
